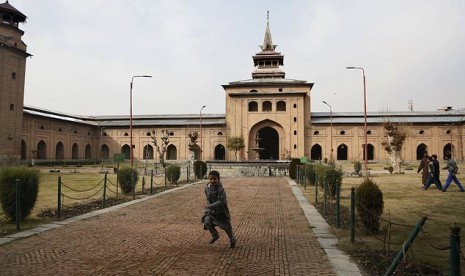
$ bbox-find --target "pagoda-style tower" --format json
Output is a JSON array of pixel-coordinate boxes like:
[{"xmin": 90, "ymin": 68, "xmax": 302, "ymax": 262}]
[
  {"xmin": 252, "ymin": 13, "xmax": 285, "ymax": 79},
  {"xmin": 0, "ymin": 1, "xmax": 31, "ymax": 160}
]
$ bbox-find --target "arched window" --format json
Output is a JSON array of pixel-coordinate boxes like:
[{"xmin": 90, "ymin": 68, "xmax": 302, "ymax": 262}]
[
  {"xmin": 121, "ymin": 144, "xmax": 131, "ymax": 159},
  {"xmin": 337, "ymin": 144, "xmax": 348, "ymax": 160},
  {"xmin": 21, "ymin": 139, "xmax": 27, "ymax": 160},
  {"xmin": 276, "ymin": 101, "xmax": 286, "ymax": 111},
  {"xmin": 214, "ymin": 144, "xmax": 225, "ymax": 160},
  {"xmin": 416, "ymin": 143, "xmax": 428, "ymax": 160},
  {"xmin": 313, "ymin": 131, "xmax": 319, "ymax": 135},
  {"xmin": 311, "ymin": 144, "xmax": 322, "ymax": 160},
  {"xmin": 248, "ymin": 101, "xmax": 258, "ymax": 112},
  {"xmin": 143, "ymin": 144, "xmax": 154, "ymax": 159},
  {"xmin": 262, "ymin": 101, "xmax": 272, "ymax": 112},
  {"xmin": 101, "ymin": 144, "xmax": 110, "ymax": 160},
  {"xmin": 72, "ymin": 143, "xmax": 79, "ymax": 159},
  {"xmin": 85, "ymin": 144, "xmax": 92, "ymax": 159},
  {"xmin": 166, "ymin": 144, "xmax": 177, "ymax": 160},
  {"xmin": 56, "ymin": 142, "xmax": 64, "ymax": 160},
  {"xmin": 37, "ymin": 141, "xmax": 47, "ymax": 159}
]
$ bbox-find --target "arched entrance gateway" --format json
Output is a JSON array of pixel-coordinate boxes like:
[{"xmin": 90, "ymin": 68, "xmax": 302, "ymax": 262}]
[{"xmin": 249, "ymin": 121, "xmax": 284, "ymax": 160}]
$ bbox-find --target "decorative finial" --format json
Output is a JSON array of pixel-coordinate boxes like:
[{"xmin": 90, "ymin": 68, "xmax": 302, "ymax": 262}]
[{"xmin": 267, "ymin": 11, "xmax": 269, "ymax": 23}]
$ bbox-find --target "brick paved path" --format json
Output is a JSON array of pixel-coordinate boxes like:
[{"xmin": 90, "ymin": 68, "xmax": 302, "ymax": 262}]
[{"xmin": 0, "ymin": 177, "xmax": 337, "ymax": 275}]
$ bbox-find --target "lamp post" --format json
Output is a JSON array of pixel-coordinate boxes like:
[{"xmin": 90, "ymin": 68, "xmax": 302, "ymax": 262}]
[
  {"xmin": 346, "ymin": 67, "xmax": 368, "ymax": 172},
  {"xmin": 130, "ymin": 75, "xmax": 152, "ymax": 168},
  {"xmin": 322, "ymin": 101, "xmax": 333, "ymax": 163},
  {"xmin": 199, "ymin": 105, "xmax": 206, "ymax": 160}
]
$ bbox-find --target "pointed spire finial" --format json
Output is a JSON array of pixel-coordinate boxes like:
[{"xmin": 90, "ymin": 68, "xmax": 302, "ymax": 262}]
[{"xmin": 261, "ymin": 11, "xmax": 276, "ymax": 51}]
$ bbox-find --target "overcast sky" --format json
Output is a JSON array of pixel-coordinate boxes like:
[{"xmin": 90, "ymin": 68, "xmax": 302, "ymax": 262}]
[{"xmin": 12, "ymin": 0, "xmax": 465, "ymax": 116}]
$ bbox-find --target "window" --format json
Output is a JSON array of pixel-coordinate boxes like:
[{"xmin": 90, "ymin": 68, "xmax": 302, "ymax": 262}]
[
  {"xmin": 279, "ymin": 88, "xmax": 283, "ymax": 92},
  {"xmin": 12, "ymin": 72, "xmax": 16, "ymax": 79},
  {"xmin": 314, "ymin": 131, "xmax": 319, "ymax": 135},
  {"xmin": 293, "ymin": 103, "xmax": 297, "ymax": 108},
  {"xmin": 9, "ymin": 104, "xmax": 14, "ymax": 111},
  {"xmin": 250, "ymin": 89, "xmax": 258, "ymax": 93},
  {"xmin": 73, "ymin": 130, "xmax": 78, "ymax": 134},
  {"xmin": 340, "ymin": 130, "xmax": 346, "ymax": 135},
  {"xmin": 294, "ymin": 130, "xmax": 297, "ymax": 135},
  {"xmin": 124, "ymin": 132, "xmax": 129, "ymax": 136},
  {"xmin": 367, "ymin": 130, "xmax": 372, "ymax": 135},
  {"xmin": 446, "ymin": 130, "xmax": 452, "ymax": 134},
  {"xmin": 248, "ymin": 101, "xmax": 258, "ymax": 112},
  {"xmin": 262, "ymin": 101, "xmax": 272, "ymax": 112},
  {"xmin": 276, "ymin": 101, "xmax": 286, "ymax": 111},
  {"xmin": 419, "ymin": 130, "xmax": 425, "ymax": 135},
  {"xmin": 58, "ymin": 128, "xmax": 63, "ymax": 132},
  {"xmin": 146, "ymin": 132, "xmax": 152, "ymax": 136},
  {"xmin": 293, "ymin": 117, "xmax": 297, "ymax": 122},
  {"xmin": 217, "ymin": 132, "xmax": 223, "ymax": 135}
]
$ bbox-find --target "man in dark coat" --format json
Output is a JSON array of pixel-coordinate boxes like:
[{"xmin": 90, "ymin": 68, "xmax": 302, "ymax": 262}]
[
  {"xmin": 431, "ymin": 154, "xmax": 442, "ymax": 188},
  {"xmin": 417, "ymin": 151, "xmax": 429, "ymax": 186},
  {"xmin": 202, "ymin": 170, "xmax": 236, "ymax": 248}
]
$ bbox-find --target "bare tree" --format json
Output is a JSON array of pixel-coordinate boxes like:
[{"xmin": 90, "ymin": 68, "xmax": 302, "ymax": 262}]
[{"xmin": 380, "ymin": 118, "xmax": 409, "ymax": 173}]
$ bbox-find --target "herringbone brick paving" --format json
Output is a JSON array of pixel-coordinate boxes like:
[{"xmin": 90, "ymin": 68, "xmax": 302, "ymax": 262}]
[{"xmin": 0, "ymin": 177, "xmax": 336, "ymax": 275}]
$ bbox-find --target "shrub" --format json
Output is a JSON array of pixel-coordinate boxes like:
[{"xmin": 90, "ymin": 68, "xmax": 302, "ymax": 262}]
[
  {"xmin": 304, "ymin": 164, "xmax": 317, "ymax": 185},
  {"xmin": 355, "ymin": 178, "xmax": 384, "ymax": 234},
  {"xmin": 166, "ymin": 164, "xmax": 181, "ymax": 184},
  {"xmin": 288, "ymin": 158, "xmax": 301, "ymax": 179},
  {"xmin": 354, "ymin": 161, "xmax": 362, "ymax": 175},
  {"xmin": 324, "ymin": 166, "xmax": 343, "ymax": 198},
  {"xmin": 387, "ymin": 166, "xmax": 394, "ymax": 174},
  {"xmin": 117, "ymin": 167, "xmax": 138, "ymax": 195},
  {"xmin": 193, "ymin": 161, "xmax": 207, "ymax": 179},
  {"xmin": 0, "ymin": 167, "xmax": 40, "ymax": 221}
]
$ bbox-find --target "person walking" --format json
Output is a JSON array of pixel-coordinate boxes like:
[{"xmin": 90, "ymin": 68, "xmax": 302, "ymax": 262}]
[
  {"xmin": 202, "ymin": 170, "xmax": 236, "ymax": 248},
  {"xmin": 442, "ymin": 156, "xmax": 464, "ymax": 192},
  {"xmin": 417, "ymin": 151, "xmax": 429, "ymax": 186},
  {"xmin": 431, "ymin": 154, "xmax": 442, "ymax": 187},
  {"xmin": 422, "ymin": 156, "xmax": 442, "ymax": 190}
]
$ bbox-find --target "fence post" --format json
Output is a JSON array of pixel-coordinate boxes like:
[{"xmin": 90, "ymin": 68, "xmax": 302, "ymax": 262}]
[
  {"xmin": 116, "ymin": 163, "xmax": 120, "ymax": 198},
  {"xmin": 336, "ymin": 178, "xmax": 340, "ymax": 228},
  {"xmin": 450, "ymin": 223, "xmax": 461, "ymax": 276},
  {"xmin": 350, "ymin": 186, "xmax": 355, "ymax": 243},
  {"xmin": 304, "ymin": 165, "xmax": 307, "ymax": 189},
  {"xmin": 323, "ymin": 177, "xmax": 327, "ymax": 216},
  {"xmin": 314, "ymin": 174, "xmax": 318, "ymax": 205},
  {"xmin": 57, "ymin": 176, "xmax": 62, "ymax": 218},
  {"xmin": 150, "ymin": 169, "xmax": 154, "ymax": 195},
  {"xmin": 164, "ymin": 166, "xmax": 167, "ymax": 190},
  {"xmin": 102, "ymin": 172, "xmax": 107, "ymax": 208},
  {"xmin": 142, "ymin": 176, "xmax": 146, "ymax": 194},
  {"xmin": 15, "ymin": 179, "xmax": 20, "ymax": 231},
  {"xmin": 131, "ymin": 170, "xmax": 135, "ymax": 200},
  {"xmin": 385, "ymin": 216, "xmax": 428, "ymax": 276}
]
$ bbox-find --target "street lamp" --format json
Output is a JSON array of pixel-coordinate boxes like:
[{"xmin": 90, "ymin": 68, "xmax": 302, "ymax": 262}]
[
  {"xmin": 130, "ymin": 75, "xmax": 152, "ymax": 167},
  {"xmin": 346, "ymin": 66, "xmax": 368, "ymax": 172},
  {"xmin": 322, "ymin": 101, "xmax": 333, "ymax": 163},
  {"xmin": 199, "ymin": 105, "xmax": 206, "ymax": 160}
]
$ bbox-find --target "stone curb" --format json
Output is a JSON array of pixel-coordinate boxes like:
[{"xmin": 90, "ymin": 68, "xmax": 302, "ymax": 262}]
[{"xmin": 287, "ymin": 178, "xmax": 363, "ymax": 276}]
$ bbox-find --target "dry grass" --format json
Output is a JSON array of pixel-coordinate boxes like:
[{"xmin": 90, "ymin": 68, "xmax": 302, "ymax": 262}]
[{"xmin": 300, "ymin": 162, "xmax": 465, "ymax": 274}]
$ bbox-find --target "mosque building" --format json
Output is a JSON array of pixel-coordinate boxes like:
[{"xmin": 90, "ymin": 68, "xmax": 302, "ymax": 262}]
[{"xmin": 1, "ymin": 1, "xmax": 463, "ymax": 165}]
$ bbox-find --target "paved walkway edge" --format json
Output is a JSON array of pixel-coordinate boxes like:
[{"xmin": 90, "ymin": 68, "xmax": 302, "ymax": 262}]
[
  {"xmin": 0, "ymin": 182, "xmax": 199, "ymax": 246},
  {"xmin": 287, "ymin": 178, "xmax": 363, "ymax": 276}
]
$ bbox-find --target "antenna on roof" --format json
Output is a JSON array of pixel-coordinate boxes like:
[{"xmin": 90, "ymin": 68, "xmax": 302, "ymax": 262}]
[{"xmin": 408, "ymin": 100, "xmax": 413, "ymax": 111}]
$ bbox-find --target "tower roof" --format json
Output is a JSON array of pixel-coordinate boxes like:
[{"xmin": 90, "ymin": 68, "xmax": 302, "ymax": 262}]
[
  {"xmin": 0, "ymin": 1, "xmax": 27, "ymax": 23},
  {"xmin": 252, "ymin": 12, "xmax": 285, "ymax": 79}
]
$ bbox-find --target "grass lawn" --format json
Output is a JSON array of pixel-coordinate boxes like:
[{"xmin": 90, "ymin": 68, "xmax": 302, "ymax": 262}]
[
  {"xmin": 299, "ymin": 162, "xmax": 465, "ymax": 274},
  {"xmin": 0, "ymin": 166, "xmax": 175, "ymax": 236}
]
